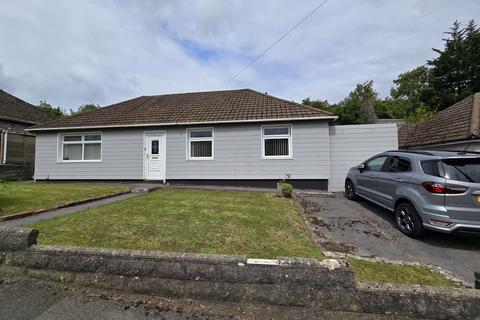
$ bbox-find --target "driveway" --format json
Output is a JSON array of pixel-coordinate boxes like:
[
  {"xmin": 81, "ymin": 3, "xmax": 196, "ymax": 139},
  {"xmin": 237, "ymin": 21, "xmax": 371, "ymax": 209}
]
[{"xmin": 298, "ymin": 193, "xmax": 480, "ymax": 284}]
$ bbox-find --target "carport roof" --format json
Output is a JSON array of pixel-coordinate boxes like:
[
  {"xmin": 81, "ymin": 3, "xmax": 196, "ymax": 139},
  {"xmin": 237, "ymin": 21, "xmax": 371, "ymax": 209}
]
[
  {"xmin": 398, "ymin": 93, "xmax": 480, "ymax": 148},
  {"xmin": 29, "ymin": 89, "xmax": 335, "ymax": 131}
]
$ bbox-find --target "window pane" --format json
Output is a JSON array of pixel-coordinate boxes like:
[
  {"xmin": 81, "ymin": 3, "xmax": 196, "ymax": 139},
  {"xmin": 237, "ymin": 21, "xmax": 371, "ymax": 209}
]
[
  {"xmin": 151, "ymin": 140, "xmax": 159, "ymax": 154},
  {"xmin": 443, "ymin": 158, "xmax": 480, "ymax": 183},
  {"xmin": 64, "ymin": 135, "xmax": 81, "ymax": 142},
  {"xmin": 365, "ymin": 156, "xmax": 388, "ymax": 172},
  {"xmin": 421, "ymin": 160, "xmax": 441, "ymax": 177},
  {"xmin": 190, "ymin": 130, "xmax": 212, "ymax": 138},
  {"xmin": 84, "ymin": 143, "xmax": 101, "ymax": 160},
  {"xmin": 387, "ymin": 156, "xmax": 411, "ymax": 172},
  {"xmin": 191, "ymin": 141, "xmax": 212, "ymax": 157},
  {"xmin": 85, "ymin": 134, "xmax": 101, "ymax": 141},
  {"xmin": 63, "ymin": 144, "xmax": 82, "ymax": 160},
  {"xmin": 264, "ymin": 138, "xmax": 289, "ymax": 156},
  {"xmin": 264, "ymin": 127, "xmax": 289, "ymax": 136}
]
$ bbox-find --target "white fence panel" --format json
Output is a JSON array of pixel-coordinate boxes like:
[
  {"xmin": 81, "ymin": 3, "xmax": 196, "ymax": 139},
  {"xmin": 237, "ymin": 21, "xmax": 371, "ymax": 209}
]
[{"xmin": 328, "ymin": 124, "xmax": 398, "ymax": 192}]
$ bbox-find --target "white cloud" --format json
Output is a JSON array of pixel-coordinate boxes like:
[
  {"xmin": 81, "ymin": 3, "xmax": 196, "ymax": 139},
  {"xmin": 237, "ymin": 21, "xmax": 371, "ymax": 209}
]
[{"xmin": 0, "ymin": 0, "xmax": 478, "ymax": 109}]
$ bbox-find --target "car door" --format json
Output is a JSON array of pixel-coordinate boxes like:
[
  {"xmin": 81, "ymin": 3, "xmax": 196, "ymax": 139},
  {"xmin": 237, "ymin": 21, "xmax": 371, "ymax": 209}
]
[
  {"xmin": 356, "ymin": 155, "xmax": 389, "ymax": 201},
  {"xmin": 374, "ymin": 156, "xmax": 412, "ymax": 209},
  {"xmin": 442, "ymin": 157, "xmax": 480, "ymax": 221}
]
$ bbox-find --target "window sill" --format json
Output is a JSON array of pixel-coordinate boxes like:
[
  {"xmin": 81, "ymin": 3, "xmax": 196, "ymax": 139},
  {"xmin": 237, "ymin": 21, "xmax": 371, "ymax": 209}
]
[
  {"xmin": 58, "ymin": 160, "xmax": 102, "ymax": 163},
  {"xmin": 262, "ymin": 156, "xmax": 293, "ymax": 160},
  {"xmin": 187, "ymin": 157, "xmax": 215, "ymax": 161}
]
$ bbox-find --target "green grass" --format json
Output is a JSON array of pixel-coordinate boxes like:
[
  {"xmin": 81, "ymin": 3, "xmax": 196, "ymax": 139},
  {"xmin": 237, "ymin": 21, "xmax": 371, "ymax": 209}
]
[
  {"xmin": 0, "ymin": 181, "xmax": 130, "ymax": 217},
  {"xmin": 27, "ymin": 188, "xmax": 456, "ymax": 287},
  {"xmin": 349, "ymin": 259, "xmax": 457, "ymax": 287},
  {"xmin": 30, "ymin": 189, "xmax": 323, "ymax": 259}
]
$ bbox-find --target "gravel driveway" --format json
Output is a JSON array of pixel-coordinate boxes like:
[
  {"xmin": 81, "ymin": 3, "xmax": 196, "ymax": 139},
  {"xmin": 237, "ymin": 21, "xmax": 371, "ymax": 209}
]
[{"xmin": 298, "ymin": 193, "xmax": 480, "ymax": 284}]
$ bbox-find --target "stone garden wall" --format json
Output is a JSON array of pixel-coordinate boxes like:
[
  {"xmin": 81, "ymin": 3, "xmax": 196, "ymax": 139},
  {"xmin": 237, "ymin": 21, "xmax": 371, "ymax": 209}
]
[{"xmin": 0, "ymin": 226, "xmax": 479, "ymax": 319}]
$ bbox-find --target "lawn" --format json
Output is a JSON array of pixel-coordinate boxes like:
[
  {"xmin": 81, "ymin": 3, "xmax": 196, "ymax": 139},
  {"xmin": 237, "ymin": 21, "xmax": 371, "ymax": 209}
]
[
  {"xmin": 0, "ymin": 181, "xmax": 130, "ymax": 217},
  {"xmin": 30, "ymin": 189, "xmax": 323, "ymax": 259},
  {"xmin": 349, "ymin": 259, "xmax": 456, "ymax": 287},
  {"xmin": 29, "ymin": 188, "xmax": 456, "ymax": 287}
]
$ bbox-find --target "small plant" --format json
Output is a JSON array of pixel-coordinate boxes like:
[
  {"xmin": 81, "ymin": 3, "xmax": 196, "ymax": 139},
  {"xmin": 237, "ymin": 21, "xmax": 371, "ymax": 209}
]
[
  {"xmin": 280, "ymin": 183, "xmax": 293, "ymax": 198},
  {"xmin": 59, "ymin": 273, "xmax": 65, "ymax": 284}
]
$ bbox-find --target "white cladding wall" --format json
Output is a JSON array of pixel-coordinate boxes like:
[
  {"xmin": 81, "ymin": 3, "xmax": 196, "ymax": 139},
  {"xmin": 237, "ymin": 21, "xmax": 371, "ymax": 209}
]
[
  {"xmin": 34, "ymin": 121, "xmax": 330, "ymax": 180},
  {"xmin": 328, "ymin": 124, "xmax": 399, "ymax": 192},
  {"xmin": 34, "ymin": 130, "xmax": 144, "ymax": 180}
]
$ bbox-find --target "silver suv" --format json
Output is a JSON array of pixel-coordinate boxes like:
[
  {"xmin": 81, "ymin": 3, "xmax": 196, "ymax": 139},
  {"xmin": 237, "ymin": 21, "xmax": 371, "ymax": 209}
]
[{"xmin": 345, "ymin": 150, "xmax": 480, "ymax": 237}]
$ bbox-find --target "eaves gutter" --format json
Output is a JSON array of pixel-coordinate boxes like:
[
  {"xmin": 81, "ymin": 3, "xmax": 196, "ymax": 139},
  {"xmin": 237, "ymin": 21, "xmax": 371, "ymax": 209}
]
[
  {"xmin": 0, "ymin": 115, "xmax": 39, "ymax": 126},
  {"xmin": 26, "ymin": 116, "xmax": 338, "ymax": 132}
]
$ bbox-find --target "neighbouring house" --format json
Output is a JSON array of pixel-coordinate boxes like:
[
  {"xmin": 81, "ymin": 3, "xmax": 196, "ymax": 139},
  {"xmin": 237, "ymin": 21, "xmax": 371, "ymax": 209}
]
[
  {"xmin": 28, "ymin": 89, "xmax": 399, "ymax": 190},
  {"xmin": 398, "ymin": 93, "xmax": 480, "ymax": 152},
  {"xmin": 0, "ymin": 90, "xmax": 55, "ymax": 180}
]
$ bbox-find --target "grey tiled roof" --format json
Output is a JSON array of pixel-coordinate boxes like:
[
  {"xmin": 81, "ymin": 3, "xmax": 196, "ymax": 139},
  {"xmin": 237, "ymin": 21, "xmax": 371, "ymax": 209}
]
[
  {"xmin": 0, "ymin": 90, "xmax": 54, "ymax": 126},
  {"xmin": 30, "ymin": 89, "xmax": 334, "ymax": 130},
  {"xmin": 398, "ymin": 93, "xmax": 480, "ymax": 148}
]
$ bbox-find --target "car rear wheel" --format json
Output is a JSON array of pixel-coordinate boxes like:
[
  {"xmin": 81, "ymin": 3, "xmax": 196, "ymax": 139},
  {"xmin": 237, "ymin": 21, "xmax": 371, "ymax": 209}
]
[
  {"xmin": 395, "ymin": 202, "xmax": 424, "ymax": 238},
  {"xmin": 344, "ymin": 180, "xmax": 358, "ymax": 200}
]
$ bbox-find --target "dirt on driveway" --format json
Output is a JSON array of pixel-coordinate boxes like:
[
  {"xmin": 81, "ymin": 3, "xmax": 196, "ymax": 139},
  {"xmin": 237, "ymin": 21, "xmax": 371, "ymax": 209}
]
[{"xmin": 298, "ymin": 193, "xmax": 480, "ymax": 284}]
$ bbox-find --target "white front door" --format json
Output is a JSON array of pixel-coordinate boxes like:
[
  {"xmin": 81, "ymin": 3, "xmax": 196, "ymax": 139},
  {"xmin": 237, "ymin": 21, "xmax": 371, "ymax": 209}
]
[{"xmin": 144, "ymin": 133, "xmax": 166, "ymax": 181}]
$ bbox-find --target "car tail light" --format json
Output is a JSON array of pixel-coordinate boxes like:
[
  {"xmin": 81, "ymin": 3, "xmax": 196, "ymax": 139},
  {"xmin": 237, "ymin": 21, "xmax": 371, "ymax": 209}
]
[
  {"xmin": 421, "ymin": 181, "xmax": 467, "ymax": 194},
  {"xmin": 421, "ymin": 181, "xmax": 445, "ymax": 193}
]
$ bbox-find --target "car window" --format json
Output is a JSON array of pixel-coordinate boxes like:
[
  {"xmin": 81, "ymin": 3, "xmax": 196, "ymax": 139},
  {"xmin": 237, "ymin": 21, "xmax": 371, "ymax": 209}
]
[
  {"xmin": 443, "ymin": 158, "xmax": 480, "ymax": 183},
  {"xmin": 386, "ymin": 156, "xmax": 411, "ymax": 173},
  {"xmin": 364, "ymin": 156, "xmax": 389, "ymax": 172},
  {"xmin": 421, "ymin": 160, "xmax": 441, "ymax": 177}
]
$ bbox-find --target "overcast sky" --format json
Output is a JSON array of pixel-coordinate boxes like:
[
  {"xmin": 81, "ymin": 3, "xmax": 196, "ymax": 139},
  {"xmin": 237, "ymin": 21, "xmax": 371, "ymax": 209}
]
[{"xmin": 0, "ymin": 0, "xmax": 479, "ymax": 110}]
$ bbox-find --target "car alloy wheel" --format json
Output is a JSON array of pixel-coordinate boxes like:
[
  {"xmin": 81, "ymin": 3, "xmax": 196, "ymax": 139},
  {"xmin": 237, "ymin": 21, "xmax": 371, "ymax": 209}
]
[
  {"xmin": 394, "ymin": 202, "xmax": 424, "ymax": 238},
  {"xmin": 396, "ymin": 207, "xmax": 415, "ymax": 233},
  {"xmin": 344, "ymin": 181, "xmax": 357, "ymax": 200}
]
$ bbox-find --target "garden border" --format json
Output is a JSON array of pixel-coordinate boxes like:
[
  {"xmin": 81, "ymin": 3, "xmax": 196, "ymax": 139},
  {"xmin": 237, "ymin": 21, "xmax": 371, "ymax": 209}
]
[{"xmin": 0, "ymin": 190, "xmax": 132, "ymax": 222}]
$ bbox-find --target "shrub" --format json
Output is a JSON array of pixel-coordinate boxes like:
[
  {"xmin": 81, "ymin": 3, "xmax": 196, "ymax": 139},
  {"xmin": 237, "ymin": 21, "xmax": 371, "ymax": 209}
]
[{"xmin": 280, "ymin": 183, "xmax": 293, "ymax": 198}]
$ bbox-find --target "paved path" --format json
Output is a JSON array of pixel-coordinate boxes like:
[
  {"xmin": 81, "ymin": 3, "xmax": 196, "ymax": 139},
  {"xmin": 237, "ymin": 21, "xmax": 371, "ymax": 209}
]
[
  {"xmin": 298, "ymin": 193, "xmax": 480, "ymax": 284},
  {"xmin": 0, "ymin": 192, "xmax": 140, "ymax": 227},
  {"xmin": 0, "ymin": 276, "xmax": 414, "ymax": 320}
]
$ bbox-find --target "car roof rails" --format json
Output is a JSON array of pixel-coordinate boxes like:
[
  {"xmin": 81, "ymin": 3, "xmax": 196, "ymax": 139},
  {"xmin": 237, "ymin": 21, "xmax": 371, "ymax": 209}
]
[
  {"xmin": 440, "ymin": 150, "xmax": 480, "ymax": 155},
  {"xmin": 386, "ymin": 150, "xmax": 435, "ymax": 156}
]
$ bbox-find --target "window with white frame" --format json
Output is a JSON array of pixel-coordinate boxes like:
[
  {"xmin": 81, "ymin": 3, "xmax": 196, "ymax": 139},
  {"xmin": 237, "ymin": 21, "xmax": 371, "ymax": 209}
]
[
  {"xmin": 262, "ymin": 125, "xmax": 292, "ymax": 158},
  {"xmin": 187, "ymin": 128, "xmax": 213, "ymax": 159},
  {"xmin": 61, "ymin": 133, "xmax": 101, "ymax": 161}
]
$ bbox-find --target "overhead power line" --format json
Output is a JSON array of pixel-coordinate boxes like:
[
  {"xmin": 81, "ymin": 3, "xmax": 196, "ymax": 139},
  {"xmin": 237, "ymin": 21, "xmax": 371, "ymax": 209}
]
[{"xmin": 219, "ymin": 0, "xmax": 329, "ymax": 89}]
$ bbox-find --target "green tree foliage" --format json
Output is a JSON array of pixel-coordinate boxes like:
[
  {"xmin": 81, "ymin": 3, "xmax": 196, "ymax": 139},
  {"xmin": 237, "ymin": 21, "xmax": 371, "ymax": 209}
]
[
  {"xmin": 390, "ymin": 66, "xmax": 430, "ymax": 117},
  {"xmin": 423, "ymin": 20, "xmax": 480, "ymax": 110},
  {"xmin": 70, "ymin": 104, "xmax": 100, "ymax": 116},
  {"xmin": 330, "ymin": 81, "xmax": 380, "ymax": 125},
  {"xmin": 37, "ymin": 101, "xmax": 66, "ymax": 118},
  {"xmin": 302, "ymin": 97, "xmax": 330, "ymax": 109},
  {"xmin": 305, "ymin": 20, "xmax": 480, "ymax": 124}
]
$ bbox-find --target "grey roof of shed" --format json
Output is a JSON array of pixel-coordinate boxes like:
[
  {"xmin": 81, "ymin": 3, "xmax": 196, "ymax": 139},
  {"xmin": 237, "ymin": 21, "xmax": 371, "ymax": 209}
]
[{"xmin": 398, "ymin": 93, "xmax": 480, "ymax": 148}]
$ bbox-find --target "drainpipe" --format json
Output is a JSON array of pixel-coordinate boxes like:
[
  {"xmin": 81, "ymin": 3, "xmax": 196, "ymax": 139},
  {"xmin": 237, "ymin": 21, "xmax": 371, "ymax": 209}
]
[{"xmin": 2, "ymin": 131, "xmax": 7, "ymax": 164}]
